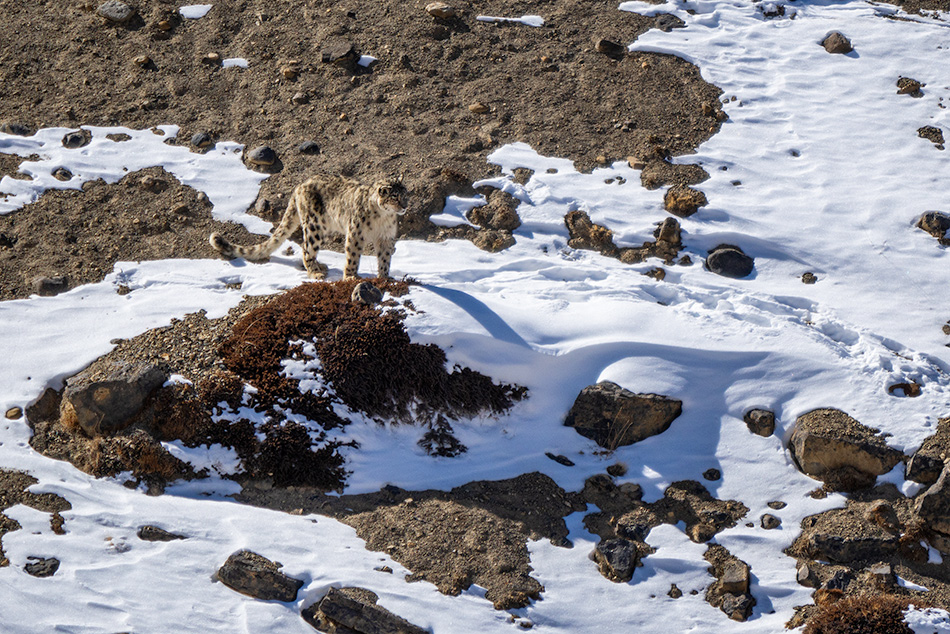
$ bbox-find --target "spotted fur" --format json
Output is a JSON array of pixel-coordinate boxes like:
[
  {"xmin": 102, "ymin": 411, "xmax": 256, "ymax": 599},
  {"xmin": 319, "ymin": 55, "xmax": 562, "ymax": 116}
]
[{"xmin": 210, "ymin": 174, "xmax": 407, "ymax": 279}]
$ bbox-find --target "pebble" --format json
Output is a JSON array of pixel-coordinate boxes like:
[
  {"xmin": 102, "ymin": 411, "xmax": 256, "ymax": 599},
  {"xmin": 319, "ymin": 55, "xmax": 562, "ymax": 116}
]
[
  {"xmin": 157, "ymin": 19, "xmax": 174, "ymax": 31},
  {"xmin": 802, "ymin": 271, "xmax": 817, "ymax": 284},
  {"xmin": 97, "ymin": 1, "xmax": 134, "ymax": 23},
  {"xmin": 133, "ymin": 55, "xmax": 151, "ymax": 67},
  {"xmin": 351, "ymin": 282, "xmax": 383, "ymax": 305},
  {"xmin": 321, "ymin": 42, "xmax": 358, "ymax": 65},
  {"xmin": 821, "ymin": 31, "xmax": 853, "ymax": 55},
  {"xmin": 0, "ymin": 122, "xmax": 31, "ymax": 136},
  {"xmin": 760, "ymin": 514, "xmax": 781, "ymax": 530},
  {"xmin": 5, "ymin": 407, "xmax": 22, "ymax": 420},
  {"xmin": 767, "ymin": 500, "xmax": 786, "ymax": 510},
  {"xmin": 191, "ymin": 131, "xmax": 213, "ymax": 148},
  {"xmin": 468, "ymin": 102, "xmax": 490, "ymax": 114},
  {"xmin": 246, "ymin": 145, "xmax": 277, "ymax": 166},
  {"xmin": 203, "ymin": 52, "xmax": 222, "ymax": 65},
  {"xmin": 53, "ymin": 168, "xmax": 73, "ymax": 181},
  {"xmin": 62, "ymin": 131, "xmax": 88, "ymax": 149},
  {"xmin": 594, "ymin": 38, "xmax": 626, "ymax": 58},
  {"xmin": 425, "ymin": 2, "xmax": 456, "ymax": 19},
  {"xmin": 281, "ymin": 65, "xmax": 299, "ymax": 79},
  {"xmin": 627, "ymin": 156, "xmax": 646, "ymax": 170},
  {"xmin": 702, "ymin": 468, "xmax": 721, "ymax": 481},
  {"xmin": 291, "ymin": 91, "xmax": 309, "ymax": 105},
  {"xmin": 297, "ymin": 140, "xmax": 320, "ymax": 154}
]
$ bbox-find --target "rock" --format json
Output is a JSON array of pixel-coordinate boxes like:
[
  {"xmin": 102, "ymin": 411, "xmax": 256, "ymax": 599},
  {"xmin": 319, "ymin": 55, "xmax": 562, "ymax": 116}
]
[
  {"xmin": 467, "ymin": 190, "xmax": 522, "ymax": 231},
  {"xmin": 867, "ymin": 563, "xmax": 895, "ymax": 585},
  {"xmin": 719, "ymin": 560, "xmax": 750, "ymax": 595},
  {"xmin": 761, "ymin": 514, "xmax": 781, "ymax": 529},
  {"xmin": 687, "ymin": 522, "xmax": 717, "ymax": 543},
  {"xmin": 654, "ymin": 217, "xmax": 681, "ymax": 245},
  {"xmin": 564, "ymin": 210, "xmax": 617, "ymax": 256},
  {"xmin": 545, "ymin": 452, "xmax": 575, "ymax": 467},
  {"xmin": 594, "ymin": 38, "xmax": 626, "ymax": 58},
  {"xmin": 705, "ymin": 244, "xmax": 754, "ymax": 279},
  {"xmin": 897, "ymin": 76, "xmax": 923, "ymax": 97},
  {"xmin": 52, "ymin": 168, "xmax": 72, "ymax": 181},
  {"xmin": 133, "ymin": 55, "xmax": 151, "ymax": 67},
  {"xmin": 810, "ymin": 530, "xmax": 899, "ymax": 563},
  {"xmin": 351, "ymin": 282, "xmax": 383, "ymax": 305},
  {"xmin": 0, "ymin": 122, "xmax": 32, "ymax": 136},
  {"xmin": 190, "ymin": 131, "xmax": 213, "ymax": 148},
  {"xmin": 663, "ymin": 185, "xmax": 708, "ymax": 217},
  {"xmin": 425, "ymin": 2, "xmax": 456, "ymax": 19},
  {"xmin": 768, "ymin": 501, "xmax": 786, "ymax": 510},
  {"xmin": 281, "ymin": 65, "xmax": 299, "ymax": 79},
  {"xmin": 797, "ymin": 562, "xmax": 819, "ymax": 588},
  {"xmin": 821, "ymin": 31, "xmax": 853, "ymax": 54},
  {"xmin": 5, "ymin": 407, "xmax": 22, "ymax": 420},
  {"xmin": 60, "ymin": 361, "xmax": 167, "ymax": 437},
  {"xmin": 906, "ymin": 418, "xmax": 950, "ymax": 484},
  {"xmin": 24, "ymin": 556, "xmax": 60, "ymax": 578},
  {"xmin": 97, "ymin": 0, "xmax": 134, "ymax": 23},
  {"xmin": 564, "ymin": 381, "xmax": 682, "ymax": 449},
  {"xmin": 471, "ymin": 229, "xmax": 515, "ymax": 252},
  {"xmin": 321, "ymin": 41, "xmax": 359, "ymax": 69},
  {"xmin": 31, "ymin": 275, "xmax": 68, "ymax": 297},
  {"xmin": 291, "ymin": 91, "xmax": 309, "ymax": 105},
  {"xmin": 916, "ymin": 462, "xmax": 950, "ymax": 539},
  {"xmin": 302, "ymin": 586, "xmax": 428, "ymax": 634},
  {"xmin": 216, "ymin": 550, "xmax": 304, "ymax": 602},
  {"xmin": 802, "ymin": 272, "xmax": 818, "ymax": 284},
  {"xmin": 298, "ymin": 140, "xmax": 320, "ymax": 154},
  {"xmin": 668, "ymin": 583, "xmax": 683, "ymax": 598},
  {"xmin": 654, "ymin": 14, "xmax": 685, "ymax": 32},
  {"xmin": 137, "ymin": 525, "xmax": 186, "ymax": 542},
  {"xmin": 919, "ymin": 125, "xmax": 945, "ymax": 147},
  {"xmin": 917, "ymin": 211, "xmax": 950, "ymax": 240},
  {"xmin": 246, "ymin": 146, "xmax": 277, "ymax": 166},
  {"xmin": 62, "ymin": 130, "xmax": 89, "ymax": 149},
  {"xmin": 719, "ymin": 592, "xmax": 756, "ymax": 622},
  {"xmin": 825, "ymin": 569, "xmax": 853, "ymax": 591},
  {"xmin": 703, "ymin": 468, "xmax": 721, "ymax": 481},
  {"xmin": 887, "ymin": 381, "xmax": 921, "ymax": 397},
  {"xmin": 788, "ymin": 408, "xmax": 904, "ymax": 491},
  {"xmin": 705, "ymin": 546, "xmax": 755, "ymax": 622},
  {"xmin": 591, "ymin": 538, "xmax": 645, "ymax": 583},
  {"xmin": 468, "ymin": 102, "xmax": 490, "ymax": 114},
  {"xmin": 202, "ymin": 52, "xmax": 222, "ymax": 66},
  {"xmin": 744, "ymin": 408, "xmax": 775, "ymax": 437}
]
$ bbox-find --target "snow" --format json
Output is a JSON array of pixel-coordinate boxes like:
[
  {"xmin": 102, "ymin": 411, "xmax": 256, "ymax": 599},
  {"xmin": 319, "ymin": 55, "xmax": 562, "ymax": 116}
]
[
  {"xmin": 222, "ymin": 58, "xmax": 249, "ymax": 69},
  {"xmin": 907, "ymin": 606, "xmax": 950, "ymax": 634},
  {"xmin": 2, "ymin": 1, "xmax": 950, "ymax": 632},
  {"xmin": 179, "ymin": 4, "xmax": 213, "ymax": 19},
  {"xmin": 475, "ymin": 15, "xmax": 545, "ymax": 27}
]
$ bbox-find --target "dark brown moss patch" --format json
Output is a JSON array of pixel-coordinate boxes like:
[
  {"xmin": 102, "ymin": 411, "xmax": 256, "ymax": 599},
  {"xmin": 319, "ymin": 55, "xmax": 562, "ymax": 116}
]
[{"xmin": 801, "ymin": 594, "xmax": 917, "ymax": 634}]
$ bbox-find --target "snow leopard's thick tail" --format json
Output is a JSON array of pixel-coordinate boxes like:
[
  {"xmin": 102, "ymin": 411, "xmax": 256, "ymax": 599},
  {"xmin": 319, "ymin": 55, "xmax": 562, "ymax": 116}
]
[{"xmin": 209, "ymin": 194, "xmax": 301, "ymax": 261}]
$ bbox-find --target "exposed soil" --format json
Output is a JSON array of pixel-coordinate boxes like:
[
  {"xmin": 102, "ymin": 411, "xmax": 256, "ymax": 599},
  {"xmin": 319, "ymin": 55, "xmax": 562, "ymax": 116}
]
[{"xmin": 0, "ymin": 470, "xmax": 71, "ymax": 567}]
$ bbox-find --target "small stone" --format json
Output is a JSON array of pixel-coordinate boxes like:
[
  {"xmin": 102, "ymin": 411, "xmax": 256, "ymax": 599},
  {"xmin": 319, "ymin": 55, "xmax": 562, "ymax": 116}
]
[
  {"xmin": 594, "ymin": 38, "xmax": 626, "ymax": 58},
  {"xmin": 191, "ymin": 131, "xmax": 213, "ymax": 148},
  {"xmin": 760, "ymin": 514, "xmax": 781, "ymax": 529},
  {"xmin": 664, "ymin": 185, "xmax": 708, "ymax": 217},
  {"xmin": 744, "ymin": 408, "xmax": 775, "ymax": 437},
  {"xmin": 281, "ymin": 65, "xmax": 299, "ymax": 79},
  {"xmin": 468, "ymin": 102, "xmax": 490, "ymax": 114},
  {"xmin": 687, "ymin": 522, "xmax": 717, "ymax": 543},
  {"xmin": 32, "ymin": 276, "xmax": 68, "ymax": 297},
  {"xmin": 137, "ymin": 525, "xmax": 186, "ymax": 541},
  {"xmin": 351, "ymin": 282, "xmax": 383, "ymax": 305},
  {"xmin": 606, "ymin": 462, "xmax": 628, "ymax": 477},
  {"xmin": 53, "ymin": 168, "xmax": 72, "ymax": 181},
  {"xmin": 375, "ymin": 565, "xmax": 393, "ymax": 573},
  {"xmin": 97, "ymin": 0, "xmax": 134, "ymax": 23},
  {"xmin": 215, "ymin": 550, "xmax": 304, "ymax": 602},
  {"xmin": 802, "ymin": 272, "xmax": 818, "ymax": 284},
  {"xmin": 0, "ymin": 122, "xmax": 32, "ymax": 136},
  {"xmin": 5, "ymin": 407, "xmax": 23, "ymax": 420},
  {"xmin": 297, "ymin": 140, "xmax": 320, "ymax": 155},
  {"xmin": 202, "ymin": 52, "xmax": 222, "ymax": 66},
  {"xmin": 157, "ymin": 19, "xmax": 173, "ymax": 31},
  {"xmin": 887, "ymin": 381, "xmax": 921, "ymax": 397},
  {"xmin": 592, "ymin": 538, "xmax": 644, "ymax": 583},
  {"xmin": 545, "ymin": 452, "xmax": 575, "ymax": 467},
  {"xmin": 246, "ymin": 145, "xmax": 277, "ymax": 166},
  {"xmin": 703, "ymin": 468, "xmax": 721, "ymax": 481},
  {"xmin": 627, "ymin": 156, "xmax": 646, "ymax": 170},
  {"xmin": 62, "ymin": 131, "xmax": 89, "ymax": 149},
  {"xmin": 796, "ymin": 562, "xmax": 819, "ymax": 588},
  {"xmin": 321, "ymin": 41, "xmax": 359, "ymax": 67},
  {"xmin": 822, "ymin": 31, "xmax": 853, "ymax": 54},
  {"xmin": 867, "ymin": 563, "xmax": 894, "ymax": 585},
  {"xmin": 291, "ymin": 91, "xmax": 309, "ymax": 105},
  {"xmin": 919, "ymin": 125, "xmax": 945, "ymax": 147},
  {"xmin": 897, "ymin": 76, "xmax": 923, "ymax": 97},
  {"xmin": 595, "ymin": 155, "xmax": 608, "ymax": 164},
  {"xmin": 767, "ymin": 500, "xmax": 786, "ymax": 510},
  {"xmin": 24, "ymin": 557, "xmax": 60, "ymax": 578},
  {"xmin": 668, "ymin": 583, "xmax": 683, "ymax": 599},
  {"xmin": 706, "ymin": 244, "xmax": 754, "ymax": 279},
  {"xmin": 918, "ymin": 211, "xmax": 950, "ymax": 239},
  {"xmin": 133, "ymin": 55, "xmax": 151, "ymax": 68},
  {"xmin": 426, "ymin": 2, "xmax": 456, "ymax": 19},
  {"xmin": 139, "ymin": 175, "xmax": 163, "ymax": 192},
  {"xmin": 825, "ymin": 569, "xmax": 852, "ymax": 591}
]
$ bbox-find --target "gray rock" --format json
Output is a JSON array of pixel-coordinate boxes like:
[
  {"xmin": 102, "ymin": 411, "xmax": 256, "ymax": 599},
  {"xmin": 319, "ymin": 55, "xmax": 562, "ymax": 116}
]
[
  {"xmin": 246, "ymin": 146, "xmax": 277, "ymax": 166},
  {"xmin": 809, "ymin": 531, "xmax": 899, "ymax": 563},
  {"xmin": 761, "ymin": 514, "xmax": 781, "ymax": 530},
  {"xmin": 60, "ymin": 361, "xmax": 166, "ymax": 437},
  {"xmin": 917, "ymin": 211, "xmax": 950, "ymax": 241},
  {"xmin": 768, "ymin": 500, "xmax": 786, "ymax": 510},
  {"xmin": 425, "ymin": 2, "xmax": 457, "ymax": 19},
  {"xmin": 302, "ymin": 586, "xmax": 428, "ymax": 634},
  {"xmin": 216, "ymin": 550, "xmax": 304, "ymax": 602},
  {"xmin": 62, "ymin": 131, "xmax": 89, "ymax": 149},
  {"xmin": 594, "ymin": 38, "xmax": 626, "ymax": 58},
  {"xmin": 788, "ymin": 408, "xmax": 903, "ymax": 491},
  {"xmin": 718, "ymin": 559, "xmax": 750, "ymax": 595},
  {"xmin": 744, "ymin": 408, "xmax": 775, "ymax": 437},
  {"xmin": 825, "ymin": 569, "xmax": 853, "ymax": 590},
  {"xmin": 719, "ymin": 592, "xmax": 756, "ymax": 622},
  {"xmin": 298, "ymin": 140, "xmax": 321, "ymax": 155},
  {"xmin": 137, "ymin": 525, "xmax": 186, "ymax": 542},
  {"xmin": 706, "ymin": 244, "xmax": 754, "ymax": 279},
  {"xmin": 97, "ymin": 0, "xmax": 134, "ymax": 23},
  {"xmin": 705, "ymin": 549, "xmax": 755, "ymax": 622},
  {"xmin": 321, "ymin": 41, "xmax": 359, "ymax": 68},
  {"xmin": 822, "ymin": 31, "xmax": 853, "ymax": 54},
  {"xmin": 31, "ymin": 275, "xmax": 68, "ymax": 297},
  {"xmin": 916, "ymin": 462, "xmax": 950, "ymax": 540},
  {"xmin": 796, "ymin": 562, "xmax": 819, "ymax": 588},
  {"xmin": 52, "ymin": 168, "xmax": 72, "ymax": 181},
  {"xmin": 25, "ymin": 556, "xmax": 60, "ymax": 578},
  {"xmin": 591, "ymin": 538, "xmax": 645, "ymax": 583},
  {"xmin": 191, "ymin": 131, "xmax": 213, "ymax": 148},
  {"xmin": 351, "ymin": 282, "xmax": 384, "ymax": 305},
  {"xmin": 564, "ymin": 381, "xmax": 682, "ymax": 449},
  {"xmin": 0, "ymin": 122, "xmax": 32, "ymax": 136}
]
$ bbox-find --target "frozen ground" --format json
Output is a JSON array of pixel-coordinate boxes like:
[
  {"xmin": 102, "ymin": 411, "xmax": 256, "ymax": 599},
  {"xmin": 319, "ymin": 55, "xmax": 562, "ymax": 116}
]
[{"xmin": 2, "ymin": 0, "xmax": 950, "ymax": 631}]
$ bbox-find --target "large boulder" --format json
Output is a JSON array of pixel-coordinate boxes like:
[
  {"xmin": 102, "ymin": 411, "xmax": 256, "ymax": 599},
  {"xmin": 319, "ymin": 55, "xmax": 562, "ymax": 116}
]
[
  {"xmin": 59, "ymin": 361, "xmax": 166, "ymax": 437},
  {"xmin": 704, "ymin": 545, "xmax": 756, "ymax": 622},
  {"xmin": 301, "ymin": 587, "xmax": 428, "ymax": 634},
  {"xmin": 906, "ymin": 418, "xmax": 950, "ymax": 484},
  {"xmin": 564, "ymin": 381, "xmax": 682, "ymax": 449},
  {"xmin": 215, "ymin": 550, "xmax": 304, "ymax": 602},
  {"xmin": 916, "ymin": 463, "xmax": 950, "ymax": 547},
  {"xmin": 788, "ymin": 408, "xmax": 903, "ymax": 491},
  {"xmin": 705, "ymin": 244, "xmax": 754, "ymax": 279}
]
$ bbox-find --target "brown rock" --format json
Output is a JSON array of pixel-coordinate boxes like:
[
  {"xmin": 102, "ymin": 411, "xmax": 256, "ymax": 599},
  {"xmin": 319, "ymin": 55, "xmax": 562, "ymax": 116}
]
[
  {"xmin": 60, "ymin": 360, "xmax": 166, "ymax": 437},
  {"xmin": 468, "ymin": 102, "xmax": 490, "ymax": 114},
  {"xmin": 594, "ymin": 38, "xmax": 626, "ymax": 58},
  {"xmin": 918, "ymin": 125, "xmax": 945, "ymax": 147},
  {"xmin": 663, "ymin": 185, "xmax": 708, "ymax": 217},
  {"xmin": 760, "ymin": 514, "xmax": 781, "ymax": 529},
  {"xmin": 5, "ymin": 407, "xmax": 23, "ymax": 420},
  {"xmin": 917, "ymin": 211, "xmax": 950, "ymax": 240},
  {"xmin": 916, "ymin": 462, "xmax": 950, "ymax": 539},
  {"xmin": 822, "ymin": 31, "xmax": 853, "ymax": 54},
  {"xmin": 744, "ymin": 408, "xmax": 775, "ymax": 437},
  {"xmin": 471, "ymin": 229, "xmax": 515, "ymax": 252},
  {"xmin": 137, "ymin": 525, "xmax": 186, "ymax": 542},
  {"xmin": 425, "ymin": 2, "xmax": 456, "ymax": 19},
  {"xmin": 216, "ymin": 550, "xmax": 304, "ymax": 602},
  {"xmin": 302, "ymin": 586, "xmax": 428, "ymax": 634},
  {"xmin": 897, "ymin": 76, "xmax": 923, "ymax": 97},
  {"xmin": 788, "ymin": 408, "xmax": 903, "ymax": 491},
  {"xmin": 906, "ymin": 418, "xmax": 950, "ymax": 484},
  {"xmin": 564, "ymin": 210, "xmax": 617, "ymax": 256},
  {"xmin": 564, "ymin": 381, "xmax": 682, "ymax": 449},
  {"xmin": 468, "ymin": 190, "xmax": 521, "ymax": 231}
]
